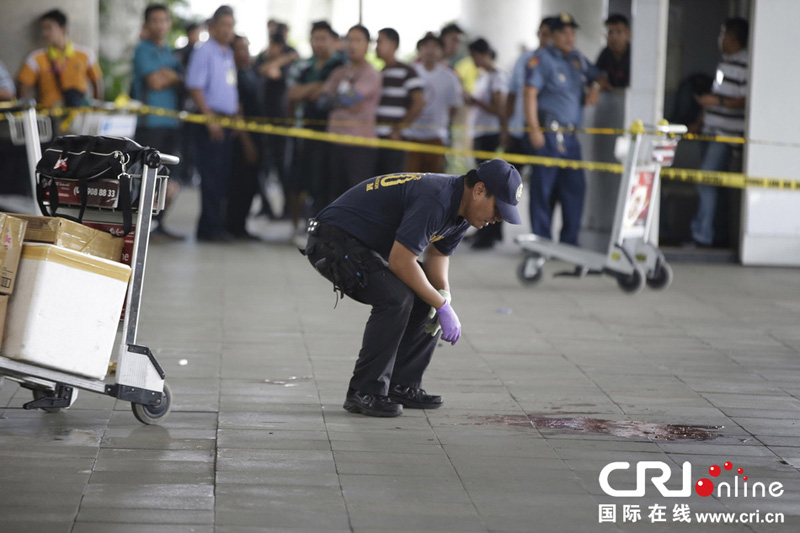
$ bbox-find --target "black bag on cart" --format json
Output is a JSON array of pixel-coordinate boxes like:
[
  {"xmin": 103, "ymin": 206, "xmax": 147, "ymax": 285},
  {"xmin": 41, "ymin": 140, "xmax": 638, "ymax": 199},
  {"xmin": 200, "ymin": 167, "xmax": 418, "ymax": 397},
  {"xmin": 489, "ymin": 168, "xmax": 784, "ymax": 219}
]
[{"xmin": 36, "ymin": 135, "xmax": 168, "ymax": 236}]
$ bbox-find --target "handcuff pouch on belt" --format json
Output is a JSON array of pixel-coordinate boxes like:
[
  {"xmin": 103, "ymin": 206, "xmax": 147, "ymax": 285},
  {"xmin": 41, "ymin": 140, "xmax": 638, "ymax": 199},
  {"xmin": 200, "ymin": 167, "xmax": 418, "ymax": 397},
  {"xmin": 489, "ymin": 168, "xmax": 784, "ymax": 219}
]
[
  {"xmin": 539, "ymin": 114, "xmax": 576, "ymax": 155},
  {"xmin": 305, "ymin": 221, "xmax": 387, "ymax": 305}
]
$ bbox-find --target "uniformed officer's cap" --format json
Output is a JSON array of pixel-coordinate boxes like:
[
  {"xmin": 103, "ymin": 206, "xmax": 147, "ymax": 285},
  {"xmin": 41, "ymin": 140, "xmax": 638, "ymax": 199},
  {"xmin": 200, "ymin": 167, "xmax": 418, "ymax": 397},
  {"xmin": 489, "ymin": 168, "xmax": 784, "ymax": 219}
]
[
  {"xmin": 476, "ymin": 159, "xmax": 523, "ymax": 225},
  {"xmin": 550, "ymin": 12, "xmax": 579, "ymax": 31}
]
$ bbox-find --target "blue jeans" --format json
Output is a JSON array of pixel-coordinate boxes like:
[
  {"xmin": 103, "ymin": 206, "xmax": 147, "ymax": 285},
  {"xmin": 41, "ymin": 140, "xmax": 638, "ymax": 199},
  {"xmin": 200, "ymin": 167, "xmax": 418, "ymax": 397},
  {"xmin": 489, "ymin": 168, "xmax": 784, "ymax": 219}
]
[
  {"xmin": 523, "ymin": 132, "xmax": 586, "ymax": 246},
  {"xmin": 690, "ymin": 141, "xmax": 733, "ymax": 246}
]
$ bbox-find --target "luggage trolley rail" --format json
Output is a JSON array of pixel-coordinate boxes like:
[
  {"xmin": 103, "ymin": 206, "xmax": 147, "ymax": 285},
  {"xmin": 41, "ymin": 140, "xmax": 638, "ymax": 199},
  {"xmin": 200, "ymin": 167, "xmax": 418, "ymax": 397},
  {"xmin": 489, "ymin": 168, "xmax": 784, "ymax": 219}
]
[
  {"xmin": 515, "ymin": 120, "xmax": 687, "ymax": 294},
  {"xmin": 0, "ymin": 116, "xmax": 178, "ymax": 424}
]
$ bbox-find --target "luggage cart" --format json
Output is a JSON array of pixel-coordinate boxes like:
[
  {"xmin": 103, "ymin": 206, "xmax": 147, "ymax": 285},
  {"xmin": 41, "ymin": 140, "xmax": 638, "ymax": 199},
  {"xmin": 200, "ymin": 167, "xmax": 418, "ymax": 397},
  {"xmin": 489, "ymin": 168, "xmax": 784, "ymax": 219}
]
[
  {"xmin": 68, "ymin": 101, "xmax": 138, "ymax": 138},
  {"xmin": 515, "ymin": 120, "xmax": 687, "ymax": 294},
  {"xmin": 0, "ymin": 137, "xmax": 178, "ymax": 425},
  {"xmin": 0, "ymin": 101, "xmax": 52, "ymax": 214}
]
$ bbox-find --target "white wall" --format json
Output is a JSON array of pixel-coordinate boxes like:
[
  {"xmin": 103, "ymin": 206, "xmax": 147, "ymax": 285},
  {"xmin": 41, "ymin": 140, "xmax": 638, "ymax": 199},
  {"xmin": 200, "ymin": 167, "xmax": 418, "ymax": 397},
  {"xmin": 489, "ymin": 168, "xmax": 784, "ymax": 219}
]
[
  {"xmin": 626, "ymin": 0, "xmax": 668, "ymax": 127},
  {"xmin": 460, "ymin": 0, "xmax": 540, "ymax": 71},
  {"xmin": 741, "ymin": 0, "xmax": 800, "ymax": 265}
]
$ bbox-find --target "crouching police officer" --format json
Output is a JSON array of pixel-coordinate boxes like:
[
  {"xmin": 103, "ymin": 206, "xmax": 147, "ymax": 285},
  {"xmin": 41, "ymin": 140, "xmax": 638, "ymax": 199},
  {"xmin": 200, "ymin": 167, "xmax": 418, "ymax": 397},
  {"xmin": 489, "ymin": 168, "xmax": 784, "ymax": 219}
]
[{"xmin": 303, "ymin": 160, "xmax": 522, "ymax": 417}]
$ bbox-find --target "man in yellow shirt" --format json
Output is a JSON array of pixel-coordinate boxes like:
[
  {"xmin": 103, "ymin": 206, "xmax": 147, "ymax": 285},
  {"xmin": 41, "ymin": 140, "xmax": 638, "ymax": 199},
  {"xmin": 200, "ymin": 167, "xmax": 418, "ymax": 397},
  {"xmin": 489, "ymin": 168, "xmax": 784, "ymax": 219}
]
[{"xmin": 17, "ymin": 9, "xmax": 103, "ymax": 107}]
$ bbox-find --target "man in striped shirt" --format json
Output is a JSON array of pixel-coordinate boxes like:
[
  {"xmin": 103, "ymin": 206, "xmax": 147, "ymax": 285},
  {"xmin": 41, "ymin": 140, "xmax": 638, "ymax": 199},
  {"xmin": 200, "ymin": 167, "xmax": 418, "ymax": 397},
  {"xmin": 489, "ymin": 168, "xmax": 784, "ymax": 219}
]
[
  {"xmin": 690, "ymin": 17, "xmax": 749, "ymax": 247},
  {"xmin": 374, "ymin": 28, "xmax": 425, "ymax": 175}
]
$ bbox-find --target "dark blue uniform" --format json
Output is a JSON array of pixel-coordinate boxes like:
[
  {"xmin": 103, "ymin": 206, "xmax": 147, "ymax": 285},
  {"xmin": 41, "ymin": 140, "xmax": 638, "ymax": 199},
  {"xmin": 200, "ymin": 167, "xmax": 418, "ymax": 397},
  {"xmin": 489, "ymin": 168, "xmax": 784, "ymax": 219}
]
[
  {"xmin": 307, "ymin": 173, "xmax": 469, "ymax": 396},
  {"xmin": 316, "ymin": 173, "xmax": 469, "ymax": 259},
  {"xmin": 524, "ymin": 45, "xmax": 601, "ymax": 245}
]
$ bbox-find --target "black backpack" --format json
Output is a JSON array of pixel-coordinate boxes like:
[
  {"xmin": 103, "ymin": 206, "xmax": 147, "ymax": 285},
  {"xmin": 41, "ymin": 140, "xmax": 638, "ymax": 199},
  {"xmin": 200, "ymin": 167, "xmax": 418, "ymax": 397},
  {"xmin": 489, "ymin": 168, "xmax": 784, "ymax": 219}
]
[{"xmin": 36, "ymin": 135, "xmax": 167, "ymax": 235}]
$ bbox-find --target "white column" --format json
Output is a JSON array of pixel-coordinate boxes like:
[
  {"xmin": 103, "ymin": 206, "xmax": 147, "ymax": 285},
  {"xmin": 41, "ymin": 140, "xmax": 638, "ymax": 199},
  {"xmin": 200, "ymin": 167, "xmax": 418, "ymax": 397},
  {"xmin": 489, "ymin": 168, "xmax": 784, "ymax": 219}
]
[
  {"xmin": 741, "ymin": 0, "xmax": 800, "ymax": 266},
  {"xmin": 626, "ymin": 0, "xmax": 668, "ymax": 126},
  {"xmin": 627, "ymin": 0, "xmax": 668, "ymax": 244},
  {"xmin": 460, "ymin": 0, "xmax": 541, "ymax": 71}
]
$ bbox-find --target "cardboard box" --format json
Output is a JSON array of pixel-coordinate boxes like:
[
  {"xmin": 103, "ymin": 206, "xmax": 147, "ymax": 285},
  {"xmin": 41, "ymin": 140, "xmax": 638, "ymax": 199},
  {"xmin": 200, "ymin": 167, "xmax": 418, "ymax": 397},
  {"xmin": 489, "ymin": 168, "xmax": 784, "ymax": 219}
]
[
  {"xmin": 0, "ymin": 213, "xmax": 27, "ymax": 295},
  {"xmin": 11, "ymin": 214, "xmax": 123, "ymax": 263},
  {"xmin": 1, "ymin": 244, "xmax": 131, "ymax": 380},
  {"xmin": 82, "ymin": 221, "xmax": 135, "ymax": 266}
]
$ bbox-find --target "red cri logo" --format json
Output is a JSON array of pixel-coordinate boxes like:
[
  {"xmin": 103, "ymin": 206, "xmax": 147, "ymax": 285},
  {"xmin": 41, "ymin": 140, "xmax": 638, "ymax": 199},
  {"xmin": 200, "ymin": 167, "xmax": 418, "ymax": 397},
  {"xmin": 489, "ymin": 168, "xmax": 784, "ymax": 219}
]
[{"xmin": 695, "ymin": 461, "xmax": 783, "ymax": 498}]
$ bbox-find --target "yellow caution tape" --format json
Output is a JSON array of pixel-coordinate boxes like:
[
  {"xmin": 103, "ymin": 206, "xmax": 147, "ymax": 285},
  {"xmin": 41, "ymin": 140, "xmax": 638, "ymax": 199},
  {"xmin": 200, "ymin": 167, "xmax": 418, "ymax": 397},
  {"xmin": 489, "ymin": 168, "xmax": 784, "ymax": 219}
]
[
  {"xmin": 2, "ymin": 103, "xmax": 799, "ymax": 190},
  {"xmin": 5, "ymin": 101, "xmax": 799, "ymax": 147}
]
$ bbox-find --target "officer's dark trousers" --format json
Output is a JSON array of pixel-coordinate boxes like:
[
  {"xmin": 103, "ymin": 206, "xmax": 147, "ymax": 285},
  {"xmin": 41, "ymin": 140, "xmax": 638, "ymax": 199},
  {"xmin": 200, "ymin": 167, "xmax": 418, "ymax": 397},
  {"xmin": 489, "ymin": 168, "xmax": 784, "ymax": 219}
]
[
  {"xmin": 194, "ymin": 126, "xmax": 233, "ymax": 239},
  {"xmin": 306, "ymin": 231, "xmax": 439, "ymax": 396},
  {"xmin": 225, "ymin": 136, "xmax": 261, "ymax": 237},
  {"xmin": 523, "ymin": 132, "xmax": 586, "ymax": 246}
]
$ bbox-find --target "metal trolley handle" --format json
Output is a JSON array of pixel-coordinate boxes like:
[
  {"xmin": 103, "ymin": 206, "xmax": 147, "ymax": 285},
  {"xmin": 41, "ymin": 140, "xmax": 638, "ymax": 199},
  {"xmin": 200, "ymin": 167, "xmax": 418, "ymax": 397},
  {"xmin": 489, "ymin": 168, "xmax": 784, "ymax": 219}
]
[{"xmin": 653, "ymin": 123, "xmax": 688, "ymax": 136}]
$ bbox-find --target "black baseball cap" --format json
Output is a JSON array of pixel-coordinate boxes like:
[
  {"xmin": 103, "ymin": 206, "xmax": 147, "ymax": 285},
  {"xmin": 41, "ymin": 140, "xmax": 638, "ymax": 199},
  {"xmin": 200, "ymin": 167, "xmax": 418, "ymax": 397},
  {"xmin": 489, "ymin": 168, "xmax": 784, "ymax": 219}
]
[
  {"xmin": 476, "ymin": 159, "xmax": 523, "ymax": 224},
  {"xmin": 551, "ymin": 12, "xmax": 579, "ymax": 31}
]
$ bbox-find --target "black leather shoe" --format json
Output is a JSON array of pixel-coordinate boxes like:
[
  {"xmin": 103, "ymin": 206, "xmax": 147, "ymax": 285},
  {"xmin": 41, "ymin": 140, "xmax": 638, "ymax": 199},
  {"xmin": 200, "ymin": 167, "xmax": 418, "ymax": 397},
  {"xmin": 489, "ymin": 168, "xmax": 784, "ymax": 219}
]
[
  {"xmin": 343, "ymin": 389, "xmax": 403, "ymax": 417},
  {"xmin": 389, "ymin": 384, "xmax": 444, "ymax": 409}
]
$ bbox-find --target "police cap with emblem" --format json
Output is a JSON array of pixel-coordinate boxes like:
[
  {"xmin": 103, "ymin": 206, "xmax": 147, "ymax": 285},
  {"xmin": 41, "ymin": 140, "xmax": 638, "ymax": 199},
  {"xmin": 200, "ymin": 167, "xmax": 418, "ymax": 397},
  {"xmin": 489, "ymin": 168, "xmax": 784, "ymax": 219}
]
[
  {"xmin": 550, "ymin": 12, "xmax": 580, "ymax": 31},
  {"xmin": 475, "ymin": 159, "xmax": 523, "ymax": 224}
]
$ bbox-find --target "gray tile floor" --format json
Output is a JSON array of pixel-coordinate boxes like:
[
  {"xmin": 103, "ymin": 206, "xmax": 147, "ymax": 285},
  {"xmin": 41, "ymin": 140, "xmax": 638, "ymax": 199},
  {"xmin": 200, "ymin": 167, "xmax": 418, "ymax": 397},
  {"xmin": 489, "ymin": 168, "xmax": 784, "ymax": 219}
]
[{"xmin": 1, "ymin": 189, "xmax": 799, "ymax": 532}]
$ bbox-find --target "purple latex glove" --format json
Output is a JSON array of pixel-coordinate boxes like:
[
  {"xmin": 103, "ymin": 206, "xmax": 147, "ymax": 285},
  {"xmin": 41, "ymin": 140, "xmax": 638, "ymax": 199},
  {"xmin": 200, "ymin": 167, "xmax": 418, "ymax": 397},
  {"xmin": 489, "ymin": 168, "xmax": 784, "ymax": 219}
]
[{"xmin": 437, "ymin": 300, "xmax": 461, "ymax": 345}]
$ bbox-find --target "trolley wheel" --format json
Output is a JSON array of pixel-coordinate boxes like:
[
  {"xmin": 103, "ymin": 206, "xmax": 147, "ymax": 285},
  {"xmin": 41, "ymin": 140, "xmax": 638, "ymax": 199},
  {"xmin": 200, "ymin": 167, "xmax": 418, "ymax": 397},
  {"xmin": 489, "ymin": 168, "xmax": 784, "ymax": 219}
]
[
  {"xmin": 647, "ymin": 261, "xmax": 673, "ymax": 290},
  {"xmin": 32, "ymin": 388, "xmax": 79, "ymax": 413},
  {"xmin": 617, "ymin": 266, "xmax": 646, "ymax": 294},
  {"xmin": 517, "ymin": 255, "xmax": 544, "ymax": 285},
  {"xmin": 131, "ymin": 382, "xmax": 172, "ymax": 425}
]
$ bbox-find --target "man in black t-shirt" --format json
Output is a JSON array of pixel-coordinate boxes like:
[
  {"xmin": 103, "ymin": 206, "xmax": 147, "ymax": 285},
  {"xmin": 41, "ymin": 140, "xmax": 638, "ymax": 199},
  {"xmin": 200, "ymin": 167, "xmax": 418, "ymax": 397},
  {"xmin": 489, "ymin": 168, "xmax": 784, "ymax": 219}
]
[
  {"xmin": 254, "ymin": 30, "xmax": 298, "ymax": 219},
  {"xmin": 596, "ymin": 14, "xmax": 631, "ymax": 89},
  {"xmin": 287, "ymin": 21, "xmax": 344, "ymax": 241},
  {"xmin": 304, "ymin": 159, "xmax": 523, "ymax": 417}
]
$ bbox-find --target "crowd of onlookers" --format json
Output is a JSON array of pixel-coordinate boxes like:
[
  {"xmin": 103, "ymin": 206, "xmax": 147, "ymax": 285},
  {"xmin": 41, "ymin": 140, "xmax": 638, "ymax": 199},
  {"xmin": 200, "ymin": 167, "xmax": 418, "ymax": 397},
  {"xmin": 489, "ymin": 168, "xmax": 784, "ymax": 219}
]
[{"xmin": 0, "ymin": 5, "xmax": 748, "ymax": 250}]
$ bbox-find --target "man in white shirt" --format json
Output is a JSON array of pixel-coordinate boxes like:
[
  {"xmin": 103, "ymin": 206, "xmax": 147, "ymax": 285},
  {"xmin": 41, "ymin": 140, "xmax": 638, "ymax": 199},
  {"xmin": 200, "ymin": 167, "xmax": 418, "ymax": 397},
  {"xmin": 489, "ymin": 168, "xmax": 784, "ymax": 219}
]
[{"xmin": 403, "ymin": 33, "xmax": 463, "ymax": 174}]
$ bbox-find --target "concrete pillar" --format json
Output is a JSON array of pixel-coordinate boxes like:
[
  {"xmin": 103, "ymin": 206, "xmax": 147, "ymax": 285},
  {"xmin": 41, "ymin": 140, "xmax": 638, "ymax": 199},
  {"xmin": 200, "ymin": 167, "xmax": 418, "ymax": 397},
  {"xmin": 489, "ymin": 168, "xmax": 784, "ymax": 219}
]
[
  {"xmin": 741, "ymin": 0, "xmax": 800, "ymax": 265},
  {"xmin": 627, "ymin": 0, "xmax": 669, "ymax": 245},
  {"xmin": 626, "ymin": 0, "xmax": 668, "ymax": 126},
  {"xmin": 460, "ymin": 0, "xmax": 541, "ymax": 71}
]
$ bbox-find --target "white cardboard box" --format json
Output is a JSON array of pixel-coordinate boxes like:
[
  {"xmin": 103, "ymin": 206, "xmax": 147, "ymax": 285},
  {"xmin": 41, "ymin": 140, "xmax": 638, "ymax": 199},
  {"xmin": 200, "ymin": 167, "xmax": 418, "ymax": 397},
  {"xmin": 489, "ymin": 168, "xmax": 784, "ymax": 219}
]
[{"xmin": 1, "ymin": 243, "xmax": 131, "ymax": 380}]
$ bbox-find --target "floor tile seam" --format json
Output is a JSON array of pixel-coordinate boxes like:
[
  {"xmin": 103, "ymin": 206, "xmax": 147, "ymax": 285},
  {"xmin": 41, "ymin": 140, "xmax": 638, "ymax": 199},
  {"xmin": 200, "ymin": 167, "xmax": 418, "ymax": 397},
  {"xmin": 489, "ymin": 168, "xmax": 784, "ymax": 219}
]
[
  {"xmin": 212, "ymin": 271, "xmax": 224, "ymax": 530},
  {"xmin": 777, "ymin": 385, "xmax": 800, "ymax": 403},
  {"xmin": 688, "ymin": 390, "xmax": 795, "ymax": 455},
  {"xmin": 470, "ymin": 348, "xmax": 569, "ymax": 452},
  {"xmin": 423, "ymin": 408, "xmax": 491, "ymax": 532},
  {"xmin": 293, "ymin": 255, "xmax": 355, "ymax": 533},
  {"xmin": 70, "ymin": 397, "xmax": 115, "ymax": 533},
  {"xmin": 557, "ymin": 353, "xmax": 628, "ymax": 424},
  {"xmin": 0, "ymin": 380, "xmax": 16, "ymax": 417},
  {"xmin": 432, "ymin": 322, "xmax": 551, "ymax": 530}
]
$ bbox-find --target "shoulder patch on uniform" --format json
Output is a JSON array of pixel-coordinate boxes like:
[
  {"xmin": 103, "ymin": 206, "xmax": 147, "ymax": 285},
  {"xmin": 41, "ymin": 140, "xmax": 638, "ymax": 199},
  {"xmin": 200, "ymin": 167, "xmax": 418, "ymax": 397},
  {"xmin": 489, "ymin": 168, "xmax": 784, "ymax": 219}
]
[
  {"xmin": 573, "ymin": 59, "xmax": 581, "ymax": 70},
  {"xmin": 527, "ymin": 56, "xmax": 540, "ymax": 68}
]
